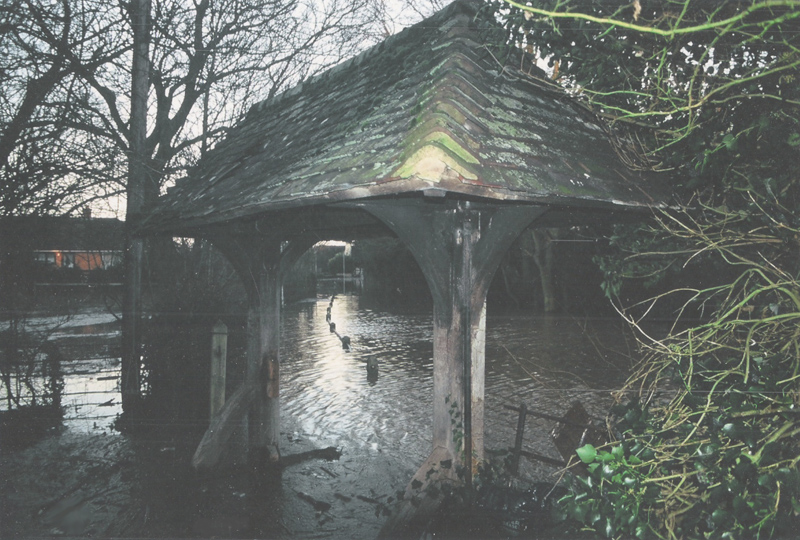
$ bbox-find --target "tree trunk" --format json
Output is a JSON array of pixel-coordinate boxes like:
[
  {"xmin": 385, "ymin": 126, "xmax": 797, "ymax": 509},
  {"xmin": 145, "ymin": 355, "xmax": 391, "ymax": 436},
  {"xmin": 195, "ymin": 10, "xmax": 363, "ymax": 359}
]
[{"xmin": 121, "ymin": 0, "xmax": 151, "ymax": 413}]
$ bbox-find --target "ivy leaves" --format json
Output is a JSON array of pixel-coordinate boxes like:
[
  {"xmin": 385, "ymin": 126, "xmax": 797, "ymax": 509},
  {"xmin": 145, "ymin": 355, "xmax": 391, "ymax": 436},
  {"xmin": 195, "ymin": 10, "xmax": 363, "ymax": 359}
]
[
  {"xmin": 556, "ymin": 342, "xmax": 800, "ymax": 540},
  {"xmin": 486, "ymin": 2, "xmax": 800, "ymax": 538},
  {"xmin": 560, "ymin": 441, "xmax": 658, "ymax": 539}
]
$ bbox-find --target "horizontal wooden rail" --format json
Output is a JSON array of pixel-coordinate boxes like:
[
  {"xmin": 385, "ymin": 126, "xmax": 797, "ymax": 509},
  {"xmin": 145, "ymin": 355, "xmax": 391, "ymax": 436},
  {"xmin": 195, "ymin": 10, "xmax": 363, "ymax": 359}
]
[
  {"xmin": 503, "ymin": 403, "xmax": 596, "ymax": 429},
  {"xmin": 519, "ymin": 449, "xmax": 567, "ymax": 468}
]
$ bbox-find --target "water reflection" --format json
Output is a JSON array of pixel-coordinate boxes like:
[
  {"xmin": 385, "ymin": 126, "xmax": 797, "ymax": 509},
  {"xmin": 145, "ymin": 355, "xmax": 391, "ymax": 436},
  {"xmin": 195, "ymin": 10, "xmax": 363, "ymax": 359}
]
[
  {"xmin": 2, "ymin": 299, "xmax": 650, "ymax": 539},
  {"xmin": 9, "ymin": 298, "xmax": 641, "ymax": 471},
  {"xmin": 0, "ymin": 325, "xmax": 122, "ymax": 434},
  {"xmin": 60, "ymin": 356, "xmax": 121, "ymax": 433},
  {"xmin": 282, "ymin": 296, "xmax": 433, "ymax": 473},
  {"xmin": 280, "ymin": 295, "xmax": 641, "ymax": 481}
]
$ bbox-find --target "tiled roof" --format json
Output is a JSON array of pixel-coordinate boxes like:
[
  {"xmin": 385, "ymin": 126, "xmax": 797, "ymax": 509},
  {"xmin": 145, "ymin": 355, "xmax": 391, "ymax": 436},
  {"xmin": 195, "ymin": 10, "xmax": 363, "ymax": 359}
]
[{"xmin": 147, "ymin": 0, "xmax": 667, "ymax": 232}]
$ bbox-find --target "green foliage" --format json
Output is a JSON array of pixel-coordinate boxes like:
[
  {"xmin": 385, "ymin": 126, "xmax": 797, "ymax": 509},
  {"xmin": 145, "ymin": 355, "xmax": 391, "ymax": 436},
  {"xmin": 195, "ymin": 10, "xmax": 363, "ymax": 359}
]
[
  {"xmin": 486, "ymin": 0, "xmax": 800, "ymax": 300},
  {"xmin": 561, "ymin": 440, "xmax": 660, "ymax": 539},
  {"xmin": 557, "ymin": 225, "xmax": 800, "ymax": 539},
  {"xmin": 489, "ymin": 1, "xmax": 800, "ymax": 538},
  {"xmin": 593, "ymin": 223, "xmax": 681, "ymax": 299},
  {"xmin": 560, "ymin": 338, "xmax": 800, "ymax": 539},
  {"xmin": 486, "ymin": 0, "xmax": 800, "ymax": 219}
]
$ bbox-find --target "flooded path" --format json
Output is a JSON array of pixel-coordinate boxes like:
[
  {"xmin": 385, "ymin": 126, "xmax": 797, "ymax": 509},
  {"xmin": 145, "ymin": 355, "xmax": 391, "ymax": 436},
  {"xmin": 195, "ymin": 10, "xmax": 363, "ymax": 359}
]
[{"xmin": 1, "ymin": 297, "xmax": 642, "ymax": 538}]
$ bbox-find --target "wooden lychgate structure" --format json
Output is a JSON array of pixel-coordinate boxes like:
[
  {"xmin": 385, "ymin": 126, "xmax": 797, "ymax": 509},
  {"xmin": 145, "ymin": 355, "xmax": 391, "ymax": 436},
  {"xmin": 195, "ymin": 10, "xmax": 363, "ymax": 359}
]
[{"xmin": 139, "ymin": 0, "xmax": 668, "ymax": 533}]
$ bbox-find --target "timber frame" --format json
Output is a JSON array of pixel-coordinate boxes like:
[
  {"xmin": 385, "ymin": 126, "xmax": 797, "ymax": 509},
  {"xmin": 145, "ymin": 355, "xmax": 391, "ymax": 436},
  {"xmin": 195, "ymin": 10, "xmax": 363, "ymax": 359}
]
[
  {"xmin": 137, "ymin": 0, "xmax": 669, "ymax": 535},
  {"xmin": 189, "ymin": 197, "xmax": 547, "ymax": 474}
]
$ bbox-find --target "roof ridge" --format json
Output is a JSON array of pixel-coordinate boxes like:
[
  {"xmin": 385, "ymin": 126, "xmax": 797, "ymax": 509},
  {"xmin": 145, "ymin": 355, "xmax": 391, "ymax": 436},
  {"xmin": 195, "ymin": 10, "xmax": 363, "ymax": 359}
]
[
  {"xmin": 146, "ymin": 0, "xmax": 668, "ymax": 234},
  {"xmin": 247, "ymin": 0, "xmax": 482, "ymax": 116}
]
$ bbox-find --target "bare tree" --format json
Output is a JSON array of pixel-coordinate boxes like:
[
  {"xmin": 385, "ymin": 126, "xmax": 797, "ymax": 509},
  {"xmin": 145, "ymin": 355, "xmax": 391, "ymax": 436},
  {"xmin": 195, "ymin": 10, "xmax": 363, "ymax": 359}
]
[
  {"xmin": 60, "ymin": 0, "xmax": 398, "ymax": 211},
  {"xmin": 0, "ymin": 0, "xmax": 127, "ymax": 215},
  {"xmin": 2, "ymin": 0, "xmax": 424, "ymax": 218},
  {"xmin": 1, "ymin": 0, "xmax": 445, "ymax": 408}
]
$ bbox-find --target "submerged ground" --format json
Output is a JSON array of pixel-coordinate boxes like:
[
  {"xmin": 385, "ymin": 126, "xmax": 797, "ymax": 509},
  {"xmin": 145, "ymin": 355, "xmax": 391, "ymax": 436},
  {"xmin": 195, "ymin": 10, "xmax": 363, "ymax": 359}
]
[
  {"xmin": 1, "ymin": 298, "xmax": 638, "ymax": 539},
  {"xmin": 1, "ymin": 307, "xmax": 408, "ymax": 539}
]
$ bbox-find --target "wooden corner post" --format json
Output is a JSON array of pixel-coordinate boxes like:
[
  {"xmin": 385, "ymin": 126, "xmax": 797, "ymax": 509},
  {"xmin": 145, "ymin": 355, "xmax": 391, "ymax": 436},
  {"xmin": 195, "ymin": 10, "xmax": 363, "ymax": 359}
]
[
  {"xmin": 368, "ymin": 200, "xmax": 546, "ymax": 537},
  {"xmin": 210, "ymin": 320, "xmax": 228, "ymax": 419},
  {"xmin": 197, "ymin": 234, "xmax": 283, "ymax": 467},
  {"xmin": 366, "ymin": 200, "xmax": 547, "ymax": 480},
  {"xmin": 193, "ymin": 234, "xmax": 316, "ymax": 469}
]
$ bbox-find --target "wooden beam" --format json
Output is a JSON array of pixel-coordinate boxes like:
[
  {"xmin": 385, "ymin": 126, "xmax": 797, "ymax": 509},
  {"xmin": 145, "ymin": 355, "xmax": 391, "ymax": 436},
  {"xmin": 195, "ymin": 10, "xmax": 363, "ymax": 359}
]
[
  {"xmin": 192, "ymin": 382, "xmax": 256, "ymax": 470},
  {"xmin": 210, "ymin": 320, "xmax": 228, "ymax": 420},
  {"xmin": 206, "ymin": 234, "xmax": 317, "ymax": 467},
  {"xmin": 365, "ymin": 200, "xmax": 547, "ymax": 482},
  {"xmin": 248, "ymin": 259, "xmax": 281, "ymax": 463}
]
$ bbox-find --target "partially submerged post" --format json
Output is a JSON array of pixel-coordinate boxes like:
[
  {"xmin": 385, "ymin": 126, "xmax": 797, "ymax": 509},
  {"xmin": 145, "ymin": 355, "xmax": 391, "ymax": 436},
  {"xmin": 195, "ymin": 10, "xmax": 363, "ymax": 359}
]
[
  {"xmin": 210, "ymin": 320, "xmax": 227, "ymax": 419},
  {"xmin": 140, "ymin": 0, "xmax": 668, "ymax": 529},
  {"xmin": 510, "ymin": 402, "xmax": 528, "ymax": 478}
]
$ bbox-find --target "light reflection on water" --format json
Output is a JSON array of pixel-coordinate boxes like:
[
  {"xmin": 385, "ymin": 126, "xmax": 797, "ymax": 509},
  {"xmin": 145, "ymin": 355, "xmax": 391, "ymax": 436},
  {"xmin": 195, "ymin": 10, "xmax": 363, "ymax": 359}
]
[
  {"xmin": 1, "ymin": 300, "xmax": 649, "ymax": 538},
  {"xmin": 27, "ymin": 298, "xmax": 643, "ymax": 476},
  {"xmin": 281, "ymin": 297, "xmax": 434, "ymax": 473},
  {"xmin": 280, "ymin": 295, "xmax": 642, "ymax": 479},
  {"xmin": 60, "ymin": 357, "xmax": 122, "ymax": 433},
  {"xmin": 1, "ymin": 325, "xmax": 123, "ymax": 434},
  {"xmin": 57, "ymin": 322, "xmax": 123, "ymax": 433}
]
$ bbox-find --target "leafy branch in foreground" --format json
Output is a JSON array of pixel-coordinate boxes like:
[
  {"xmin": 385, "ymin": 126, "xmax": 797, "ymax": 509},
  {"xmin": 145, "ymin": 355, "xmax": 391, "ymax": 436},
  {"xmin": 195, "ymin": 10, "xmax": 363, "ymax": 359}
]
[
  {"xmin": 488, "ymin": 0, "xmax": 800, "ymax": 184},
  {"xmin": 565, "ymin": 209, "xmax": 800, "ymax": 539},
  {"xmin": 487, "ymin": 1, "xmax": 800, "ymax": 538}
]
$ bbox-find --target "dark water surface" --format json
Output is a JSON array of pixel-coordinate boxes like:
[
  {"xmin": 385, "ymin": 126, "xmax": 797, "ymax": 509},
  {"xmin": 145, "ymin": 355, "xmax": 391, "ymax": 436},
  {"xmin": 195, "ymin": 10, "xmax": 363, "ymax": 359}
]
[
  {"xmin": 281, "ymin": 295, "xmax": 640, "ymax": 487},
  {"xmin": 2, "ymin": 297, "xmax": 644, "ymax": 538}
]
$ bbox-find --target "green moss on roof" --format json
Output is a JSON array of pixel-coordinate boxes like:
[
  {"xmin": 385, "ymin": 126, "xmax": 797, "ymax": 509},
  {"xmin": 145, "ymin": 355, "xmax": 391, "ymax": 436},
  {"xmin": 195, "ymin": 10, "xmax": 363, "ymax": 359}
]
[{"xmin": 148, "ymin": 0, "xmax": 667, "ymax": 231}]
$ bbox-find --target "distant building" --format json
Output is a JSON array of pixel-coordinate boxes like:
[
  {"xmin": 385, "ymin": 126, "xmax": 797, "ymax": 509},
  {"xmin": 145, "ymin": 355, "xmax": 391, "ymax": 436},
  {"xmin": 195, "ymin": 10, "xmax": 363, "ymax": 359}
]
[{"xmin": 1, "ymin": 215, "xmax": 124, "ymax": 273}]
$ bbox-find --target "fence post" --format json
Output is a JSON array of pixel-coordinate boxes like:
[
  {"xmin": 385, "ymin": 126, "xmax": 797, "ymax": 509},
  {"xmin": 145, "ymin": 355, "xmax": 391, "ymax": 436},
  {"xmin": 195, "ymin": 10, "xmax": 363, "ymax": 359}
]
[
  {"xmin": 210, "ymin": 320, "xmax": 228, "ymax": 419},
  {"xmin": 510, "ymin": 402, "xmax": 527, "ymax": 479}
]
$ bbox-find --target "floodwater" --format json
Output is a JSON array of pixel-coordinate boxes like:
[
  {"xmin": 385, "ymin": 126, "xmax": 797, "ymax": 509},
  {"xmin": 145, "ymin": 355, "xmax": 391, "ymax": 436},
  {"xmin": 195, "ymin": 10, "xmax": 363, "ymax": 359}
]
[
  {"xmin": 281, "ymin": 296, "xmax": 639, "ymax": 484},
  {"xmin": 1, "ymin": 296, "xmax": 643, "ymax": 539}
]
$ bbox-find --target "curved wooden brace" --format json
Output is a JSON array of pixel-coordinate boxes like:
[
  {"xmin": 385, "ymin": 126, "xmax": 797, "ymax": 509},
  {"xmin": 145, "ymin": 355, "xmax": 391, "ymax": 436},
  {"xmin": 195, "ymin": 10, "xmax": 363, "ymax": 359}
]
[
  {"xmin": 363, "ymin": 199, "xmax": 548, "ymax": 480},
  {"xmin": 194, "ymin": 232, "xmax": 318, "ymax": 466}
]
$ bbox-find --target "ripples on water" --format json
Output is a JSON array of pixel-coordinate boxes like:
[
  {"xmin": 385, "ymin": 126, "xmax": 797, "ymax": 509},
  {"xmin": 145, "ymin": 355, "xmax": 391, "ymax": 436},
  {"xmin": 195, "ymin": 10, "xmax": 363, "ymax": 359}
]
[
  {"xmin": 282, "ymin": 297, "xmax": 435, "ymax": 474},
  {"xmin": 21, "ymin": 297, "xmax": 642, "ymax": 480},
  {"xmin": 281, "ymin": 295, "xmax": 642, "ymax": 481},
  {"xmin": 1, "ymin": 301, "xmax": 649, "ymax": 539}
]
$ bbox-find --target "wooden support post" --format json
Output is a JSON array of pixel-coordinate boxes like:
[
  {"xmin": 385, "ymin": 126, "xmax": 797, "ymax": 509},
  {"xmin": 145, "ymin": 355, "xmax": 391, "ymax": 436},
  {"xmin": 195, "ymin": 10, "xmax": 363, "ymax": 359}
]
[
  {"xmin": 510, "ymin": 402, "xmax": 527, "ymax": 478},
  {"xmin": 210, "ymin": 320, "xmax": 227, "ymax": 419},
  {"xmin": 471, "ymin": 299, "xmax": 486, "ymax": 470},
  {"xmin": 248, "ymin": 262, "xmax": 281, "ymax": 463},
  {"xmin": 249, "ymin": 237, "xmax": 317, "ymax": 464},
  {"xmin": 204, "ymin": 234, "xmax": 281, "ymax": 466},
  {"xmin": 366, "ymin": 200, "xmax": 547, "ymax": 538},
  {"xmin": 205, "ymin": 233, "xmax": 317, "ymax": 468},
  {"xmin": 366, "ymin": 200, "xmax": 547, "ymax": 477}
]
